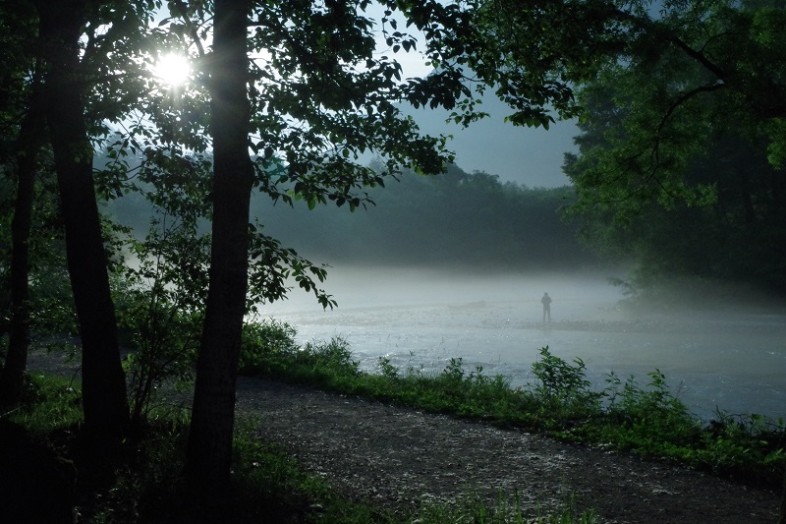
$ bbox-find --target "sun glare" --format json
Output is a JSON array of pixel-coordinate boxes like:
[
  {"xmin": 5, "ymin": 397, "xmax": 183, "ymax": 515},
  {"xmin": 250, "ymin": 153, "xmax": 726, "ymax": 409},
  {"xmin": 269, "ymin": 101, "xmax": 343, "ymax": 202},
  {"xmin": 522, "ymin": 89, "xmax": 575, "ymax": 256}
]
[{"xmin": 153, "ymin": 53, "xmax": 192, "ymax": 87}]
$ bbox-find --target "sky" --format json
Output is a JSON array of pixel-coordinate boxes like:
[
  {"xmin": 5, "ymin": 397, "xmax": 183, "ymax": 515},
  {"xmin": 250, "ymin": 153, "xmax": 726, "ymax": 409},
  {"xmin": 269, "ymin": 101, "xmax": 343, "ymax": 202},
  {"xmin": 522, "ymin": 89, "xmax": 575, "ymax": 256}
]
[{"xmin": 407, "ymin": 100, "xmax": 578, "ymax": 188}]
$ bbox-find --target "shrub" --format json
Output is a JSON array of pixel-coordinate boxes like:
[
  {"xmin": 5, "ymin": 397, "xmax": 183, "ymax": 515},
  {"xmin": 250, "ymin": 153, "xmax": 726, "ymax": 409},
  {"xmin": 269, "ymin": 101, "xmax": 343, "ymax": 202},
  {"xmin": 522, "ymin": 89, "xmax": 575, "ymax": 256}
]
[
  {"xmin": 299, "ymin": 336, "xmax": 359, "ymax": 376},
  {"xmin": 530, "ymin": 346, "xmax": 602, "ymax": 425},
  {"xmin": 239, "ymin": 320, "xmax": 300, "ymax": 375},
  {"xmin": 239, "ymin": 321, "xmax": 358, "ymax": 384}
]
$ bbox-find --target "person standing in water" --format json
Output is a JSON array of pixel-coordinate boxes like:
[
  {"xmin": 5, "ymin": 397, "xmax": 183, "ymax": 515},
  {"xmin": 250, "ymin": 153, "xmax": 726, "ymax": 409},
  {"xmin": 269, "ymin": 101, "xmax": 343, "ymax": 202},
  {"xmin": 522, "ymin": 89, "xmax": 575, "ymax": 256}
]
[{"xmin": 541, "ymin": 292, "xmax": 552, "ymax": 323}]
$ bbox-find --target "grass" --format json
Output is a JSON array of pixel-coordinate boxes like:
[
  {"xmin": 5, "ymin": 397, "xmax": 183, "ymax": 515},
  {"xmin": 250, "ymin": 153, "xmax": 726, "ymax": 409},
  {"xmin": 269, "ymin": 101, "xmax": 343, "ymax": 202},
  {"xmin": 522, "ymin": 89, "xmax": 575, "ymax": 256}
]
[{"xmin": 7, "ymin": 373, "xmax": 83, "ymax": 436}]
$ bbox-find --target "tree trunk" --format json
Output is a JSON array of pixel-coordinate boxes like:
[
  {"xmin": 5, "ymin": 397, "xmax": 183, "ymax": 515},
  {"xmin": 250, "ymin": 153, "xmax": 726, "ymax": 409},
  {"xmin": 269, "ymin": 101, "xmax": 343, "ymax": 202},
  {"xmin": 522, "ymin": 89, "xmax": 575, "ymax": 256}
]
[
  {"xmin": 781, "ymin": 469, "xmax": 786, "ymax": 524},
  {"xmin": 186, "ymin": 0, "xmax": 254, "ymax": 495},
  {"xmin": 0, "ymin": 75, "xmax": 45, "ymax": 407},
  {"xmin": 36, "ymin": 0, "xmax": 129, "ymax": 439}
]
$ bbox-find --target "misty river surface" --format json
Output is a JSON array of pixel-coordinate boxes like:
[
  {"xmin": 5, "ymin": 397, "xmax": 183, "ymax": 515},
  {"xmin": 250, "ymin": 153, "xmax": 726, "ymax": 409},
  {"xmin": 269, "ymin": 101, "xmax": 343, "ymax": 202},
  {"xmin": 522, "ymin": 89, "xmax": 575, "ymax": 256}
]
[{"xmin": 261, "ymin": 268, "xmax": 786, "ymax": 421}]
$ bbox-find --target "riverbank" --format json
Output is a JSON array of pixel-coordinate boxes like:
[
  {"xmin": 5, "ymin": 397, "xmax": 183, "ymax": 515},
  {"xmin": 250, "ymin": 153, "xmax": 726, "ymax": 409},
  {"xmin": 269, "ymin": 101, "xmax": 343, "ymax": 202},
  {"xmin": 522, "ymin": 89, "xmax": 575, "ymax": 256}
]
[
  {"xmin": 265, "ymin": 297, "xmax": 786, "ymax": 421},
  {"xmin": 235, "ymin": 376, "xmax": 781, "ymax": 523}
]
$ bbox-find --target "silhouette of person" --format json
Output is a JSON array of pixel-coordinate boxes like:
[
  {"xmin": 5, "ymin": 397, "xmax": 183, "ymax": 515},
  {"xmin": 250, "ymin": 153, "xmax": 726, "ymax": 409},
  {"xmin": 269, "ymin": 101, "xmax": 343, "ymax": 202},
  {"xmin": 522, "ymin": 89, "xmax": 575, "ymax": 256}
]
[{"xmin": 541, "ymin": 292, "xmax": 552, "ymax": 323}]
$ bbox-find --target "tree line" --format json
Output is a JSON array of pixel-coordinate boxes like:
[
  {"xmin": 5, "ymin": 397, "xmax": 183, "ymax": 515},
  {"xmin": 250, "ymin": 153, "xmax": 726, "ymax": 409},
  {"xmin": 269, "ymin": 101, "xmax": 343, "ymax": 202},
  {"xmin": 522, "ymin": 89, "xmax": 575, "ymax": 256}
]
[
  {"xmin": 562, "ymin": 0, "xmax": 786, "ymax": 294},
  {"xmin": 260, "ymin": 164, "xmax": 597, "ymax": 269},
  {"xmin": 109, "ymin": 161, "xmax": 597, "ymax": 270}
]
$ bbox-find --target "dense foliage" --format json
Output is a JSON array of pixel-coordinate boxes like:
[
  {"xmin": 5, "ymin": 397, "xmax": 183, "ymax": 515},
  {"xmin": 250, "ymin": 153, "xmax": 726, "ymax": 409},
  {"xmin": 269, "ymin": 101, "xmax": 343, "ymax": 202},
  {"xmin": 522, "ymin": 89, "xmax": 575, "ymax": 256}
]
[{"xmin": 556, "ymin": 0, "xmax": 786, "ymax": 292}]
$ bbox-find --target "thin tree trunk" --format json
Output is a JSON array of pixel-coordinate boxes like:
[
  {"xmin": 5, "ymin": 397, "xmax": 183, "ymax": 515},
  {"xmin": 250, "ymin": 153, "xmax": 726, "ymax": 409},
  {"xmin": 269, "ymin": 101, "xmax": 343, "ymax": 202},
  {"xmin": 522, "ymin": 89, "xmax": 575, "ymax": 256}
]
[
  {"xmin": 0, "ymin": 74, "xmax": 45, "ymax": 407},
  {"xmin": 186, "ymin": 0, "xmax": 253, "ymax": 495},
  {"xmin": 781, "ymin": 470, "xmax": 786, "ymax": 524},
  {"xmin": 36, "ymin": 0, "xmax": 129, "ymax": 439}
]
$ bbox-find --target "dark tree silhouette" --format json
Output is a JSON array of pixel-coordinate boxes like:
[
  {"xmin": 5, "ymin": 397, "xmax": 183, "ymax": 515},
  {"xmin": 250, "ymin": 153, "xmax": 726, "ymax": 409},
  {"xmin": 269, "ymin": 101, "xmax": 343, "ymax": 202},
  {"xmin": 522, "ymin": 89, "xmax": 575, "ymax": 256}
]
[
  {"xmin": 186, "ymin": 0, "xmax": 255, "ymax": 495},
  {"xmin": 0, "ymin": 75, "xmax": 45, "ymax": 406},
  {"xmin": 35, "ymin": 0, "xmax": 129, "ymax": 439}
]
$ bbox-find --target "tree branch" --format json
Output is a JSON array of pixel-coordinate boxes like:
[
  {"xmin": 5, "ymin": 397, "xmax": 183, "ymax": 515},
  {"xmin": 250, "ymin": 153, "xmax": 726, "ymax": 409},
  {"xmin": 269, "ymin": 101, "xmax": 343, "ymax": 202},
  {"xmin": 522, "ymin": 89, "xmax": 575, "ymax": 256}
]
[{"xmin": 171, "ymin": 0, "xmax": 207, "ymax": 57}]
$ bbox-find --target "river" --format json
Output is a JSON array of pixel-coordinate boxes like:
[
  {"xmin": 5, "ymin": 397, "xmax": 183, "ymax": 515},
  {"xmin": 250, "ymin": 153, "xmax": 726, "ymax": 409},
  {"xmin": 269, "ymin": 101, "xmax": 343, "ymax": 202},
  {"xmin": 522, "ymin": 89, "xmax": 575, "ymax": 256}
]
[{"xmin": 261, "ymin": 267, "xmax": 786, "ymax": 421}]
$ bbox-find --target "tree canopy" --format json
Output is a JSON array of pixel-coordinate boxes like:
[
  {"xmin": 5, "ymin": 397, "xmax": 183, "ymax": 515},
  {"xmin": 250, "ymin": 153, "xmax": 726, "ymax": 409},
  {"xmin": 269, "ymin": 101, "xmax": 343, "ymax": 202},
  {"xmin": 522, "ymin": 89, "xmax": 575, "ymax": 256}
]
[
  {"xmin": 467, "ymin": 0, "xmax": 786, "ymax": 292},
  {"xmin": 550, "ymin": 0, "xmax": 786, "ymax": 291}
]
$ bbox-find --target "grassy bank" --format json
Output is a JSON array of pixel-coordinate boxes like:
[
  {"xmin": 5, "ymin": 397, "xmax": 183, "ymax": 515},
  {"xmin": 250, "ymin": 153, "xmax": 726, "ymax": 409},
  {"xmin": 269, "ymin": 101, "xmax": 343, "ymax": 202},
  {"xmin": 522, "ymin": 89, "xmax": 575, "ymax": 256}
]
[{"xmin": 239, "ymin": 320, "xmax": 786, "ymax": 488}]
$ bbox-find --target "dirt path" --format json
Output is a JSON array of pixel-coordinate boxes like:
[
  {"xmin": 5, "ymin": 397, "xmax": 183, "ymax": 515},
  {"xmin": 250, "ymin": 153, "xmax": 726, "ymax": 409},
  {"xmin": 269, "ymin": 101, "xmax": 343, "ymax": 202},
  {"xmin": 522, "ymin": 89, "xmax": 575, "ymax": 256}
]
[{"xmin": 236, "ymin": 377, "xmax": 781, "ymax": 524}]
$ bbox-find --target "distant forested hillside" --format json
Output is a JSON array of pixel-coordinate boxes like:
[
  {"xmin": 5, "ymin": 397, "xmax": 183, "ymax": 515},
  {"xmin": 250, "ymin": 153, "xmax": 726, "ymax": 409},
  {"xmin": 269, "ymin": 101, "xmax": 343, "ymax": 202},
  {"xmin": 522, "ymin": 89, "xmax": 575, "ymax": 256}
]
[
  {"xmin": 248, "ymin": 164, "xmax": 595, "ymax": 269},
  {"xmin": 108, "ymin": 163, "xmax": 597, "ymax": 271}
]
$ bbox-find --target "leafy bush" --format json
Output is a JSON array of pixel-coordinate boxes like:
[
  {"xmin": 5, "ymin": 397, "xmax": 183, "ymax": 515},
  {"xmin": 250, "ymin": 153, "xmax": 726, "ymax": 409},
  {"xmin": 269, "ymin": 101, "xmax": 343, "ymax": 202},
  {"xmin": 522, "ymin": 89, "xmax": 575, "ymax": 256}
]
[
  {"xmin": 113, "ymin": 212, "xmax": 209, "ymax": 426},
  {"xmin": 115, "ymin": 274, "xmax": 203, "ymax": 426},
  {"xmin": 377, "ymin": 356, "xmax": 399, "ymax": 380},
  {"xmin": 600, "ymin": 370, "xmax": 701, "ymax": 447},
  {"xmin": 531, "ymin": 346, "xmax": 602, "ymax": 425},
  {"xmin": 239, "ymin": 320, "xmax": 300, "ymax": 375},
  {"xmin": 239, "ymin": 321, "xmax": 358, "ymax": 384},
  {"xmin": 693, "ymin": 411, "xmax": 786, "ymax": 483},
  {"xmin": 299, "ymin": 336, "xmax": 359, "ymax": 376}
]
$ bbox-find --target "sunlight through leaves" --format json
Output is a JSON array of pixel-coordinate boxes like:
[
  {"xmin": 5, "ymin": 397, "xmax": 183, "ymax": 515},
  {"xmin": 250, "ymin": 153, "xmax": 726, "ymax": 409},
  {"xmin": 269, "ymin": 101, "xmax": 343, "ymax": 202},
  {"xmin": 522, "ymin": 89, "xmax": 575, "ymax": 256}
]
[{"xmin": 152, "ymin": 52, "xmax": 192, "ymax": 87}]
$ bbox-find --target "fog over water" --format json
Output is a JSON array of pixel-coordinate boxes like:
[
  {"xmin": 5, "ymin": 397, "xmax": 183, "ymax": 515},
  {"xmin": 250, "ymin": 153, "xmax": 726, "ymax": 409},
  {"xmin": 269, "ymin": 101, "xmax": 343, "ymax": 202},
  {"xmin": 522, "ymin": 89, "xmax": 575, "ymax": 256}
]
[{"xmin": 262, "ymin": 266, "xmax": 786, "ymax": 421}]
